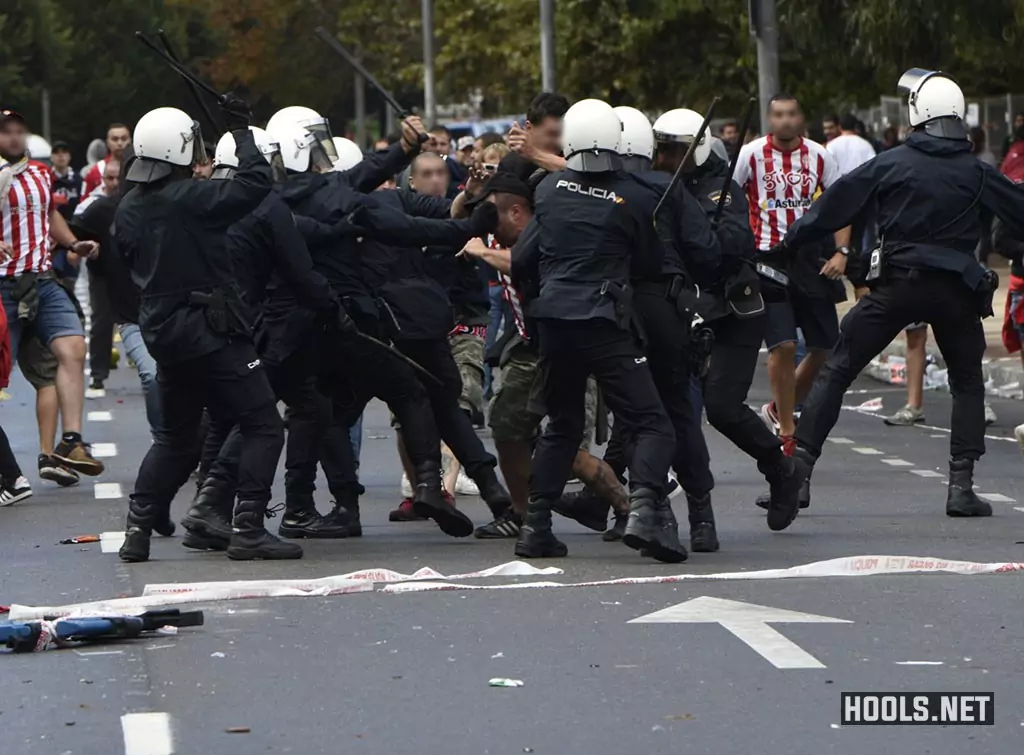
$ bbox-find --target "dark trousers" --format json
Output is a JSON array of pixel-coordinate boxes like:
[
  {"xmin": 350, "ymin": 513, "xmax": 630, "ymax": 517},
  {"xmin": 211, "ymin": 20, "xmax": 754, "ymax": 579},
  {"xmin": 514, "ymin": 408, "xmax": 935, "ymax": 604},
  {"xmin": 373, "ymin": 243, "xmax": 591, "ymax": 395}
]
[
  {"xmin": 604, "ymin": 291, "xmax": 713, "ymax": 496},
  {"xmin": 797, "ymin": 272, "xmax": 986, "ymax": 460},
  {"xmin": 396, "ymin": 337, "xmax": 498, "ymax": 480},
  {"xmin": 704, "ymin": 313, "xmax": 783, "ymax": 464},
  {"xmin": 0, "ymin": 425, "xmax": 22, "ymax": 480},
  {"xmin": 532, "ymin": 319, "xmax": 674, "ymax": 500},
  {"xmin": 88, "ymin": 273, "xmax": 115, "ymax": 382},
  {"xmin": 128, "ymin": 340, "xmax": 283, "ymax": 528}
]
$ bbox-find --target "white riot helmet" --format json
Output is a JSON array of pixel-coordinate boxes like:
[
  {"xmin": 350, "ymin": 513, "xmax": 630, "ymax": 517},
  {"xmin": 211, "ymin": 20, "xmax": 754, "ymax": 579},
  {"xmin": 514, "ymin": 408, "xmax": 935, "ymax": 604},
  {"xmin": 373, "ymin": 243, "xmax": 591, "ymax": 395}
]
[
  {"xmin": 331, "ymin": 137, "xmax": 364, "ymax": 172},
  {"xmin": 127, "ymin": 107, "xmax": 206, "ymax": 183},
  {"xmin": 562, "ymin": 99, "xmax": 623, "ymax": 172},
  {"xmin": 266, "ymin": 105, "xmax": 339, "ymax": 167},
  {"xmin": 652, "ymin": 108, "xmax": 711, "ymax": 167},
  {"xmin": 613, "ymin": 106, "xmax": 654, "ymax": 172},
  {"xmin": 211, "ymin": 127, "xmax": 286, "ymax": 182},
  {"xmin": 267, "ymin": 122, "xmax": 325, "ymax": 173},
  {"xmin": 898, "ymin": 68, "xmax": 967, "ymax": 139}
]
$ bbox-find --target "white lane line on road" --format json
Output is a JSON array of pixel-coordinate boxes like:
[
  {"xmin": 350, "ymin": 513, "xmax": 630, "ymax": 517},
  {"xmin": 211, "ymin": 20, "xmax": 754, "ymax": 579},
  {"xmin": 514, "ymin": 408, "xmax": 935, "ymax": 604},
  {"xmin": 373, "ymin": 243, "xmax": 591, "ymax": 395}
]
[
  {"xmin": 911, "ymin": 470, "xmax": 945, "ymax": 478},
  {"xmin": 95, "ymin": 482, "xmax": 123, "ymax": 499},
  {"xmin": 91, "ymin": 443, "xmax": 118, "ymax": 458},
  {"xmin": 100, "ymin": 532, "xmax": 126, "ymax": 553},
  {"xmin": 881, "ymin": 459, "xmax": 914, "ymax": 467},
  {"xmin": 828, "ymin": 437, "xmax": 855, "ymax": 445},
  {"xmin": 852, "ymin": 447, "xmax": 884, "ymax": 455},
  {"xmin": 895, "ymin": 661, "xmax": 944, "ymax": 666},
  {"xmin": 121, "ymin": 712, "xmax": 173, "ymax": 755},
  {"xmin": 978, "ymin": 493, "xmax": 1016, "ymax": 504},
  {"xmin": 88, "ymin": 410, "xmax": 112, "ymax": 422},
  {"xmin": 915, "ymin": 422, "xmax": 1015, "ymax": 444},
  {"xmin": 1014, "ymin": 507, "xmax": 1024, "ymax": 514}
]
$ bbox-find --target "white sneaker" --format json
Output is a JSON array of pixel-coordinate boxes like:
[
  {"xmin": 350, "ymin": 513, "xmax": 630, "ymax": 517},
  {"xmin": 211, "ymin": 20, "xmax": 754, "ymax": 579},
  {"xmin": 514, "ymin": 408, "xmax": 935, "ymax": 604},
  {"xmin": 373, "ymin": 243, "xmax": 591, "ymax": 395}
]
[
  {"xmin": 85, "ymin": 387, "xmax": 106, "ymax": 400},
  {"xmin": 1015, "ymin": 424, "xmax": 1024, "ymax": 457},
  {"xmin": 400, "ymin": 472, "xmax": 413, "ymax": 499},
  {"xmin": 455, "ymin": 468, "xmax": 480, "ymax": 496},
  {"xmin": 984, "ymin": 402, "xmax": 997, "ymax": 427},
  {"xmin": 0, "ymin": 475, "xmax": 33, "ymax": 506}
]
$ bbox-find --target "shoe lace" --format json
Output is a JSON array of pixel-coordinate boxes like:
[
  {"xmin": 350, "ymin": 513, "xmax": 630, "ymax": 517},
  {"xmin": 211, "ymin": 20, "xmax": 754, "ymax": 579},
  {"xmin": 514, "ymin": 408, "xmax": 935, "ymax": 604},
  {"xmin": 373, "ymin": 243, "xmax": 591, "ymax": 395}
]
[{"xmin": 265, "ymin": 503, "xmax": 286, "ymax": 520}]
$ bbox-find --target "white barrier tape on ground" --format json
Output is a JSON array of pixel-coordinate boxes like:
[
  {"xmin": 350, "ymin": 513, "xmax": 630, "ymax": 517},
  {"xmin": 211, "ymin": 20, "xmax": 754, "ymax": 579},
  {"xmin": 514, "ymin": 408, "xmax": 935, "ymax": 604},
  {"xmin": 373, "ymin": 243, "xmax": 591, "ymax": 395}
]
[
  {"xmin": 6, "ymin": 562, "xmax": 561, "ymax": 620},
  {"xmin": 379, "ymin": 555, "xmax": 1024, "ymax": 594}
]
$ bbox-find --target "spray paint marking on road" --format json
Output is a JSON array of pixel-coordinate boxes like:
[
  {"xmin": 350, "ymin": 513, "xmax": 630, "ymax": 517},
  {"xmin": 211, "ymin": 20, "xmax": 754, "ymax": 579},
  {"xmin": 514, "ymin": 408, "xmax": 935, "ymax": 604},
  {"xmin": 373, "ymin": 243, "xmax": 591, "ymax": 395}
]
[
  {"xmin": 121, "ymin": 712, "xmax": 173, "ymax": 755},
  {"xmin": 88, "ymin": 411, "xmax": 112, "ymax": 422},
  {"xmin": 95, "ymin": 482, "xmax": 123, "ymax": 499}
]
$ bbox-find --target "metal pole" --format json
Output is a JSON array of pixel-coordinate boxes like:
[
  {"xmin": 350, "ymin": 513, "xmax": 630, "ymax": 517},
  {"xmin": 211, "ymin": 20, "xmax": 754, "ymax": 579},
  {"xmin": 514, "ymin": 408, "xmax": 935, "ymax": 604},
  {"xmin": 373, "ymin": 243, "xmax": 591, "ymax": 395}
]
[
  {"xmin": 41, "ymin": 88, "xmax": 52, "ymax": 143},
  {"xmin": 754, "ymin": 0, "xmax": 779, "ymax": 134},
  {"xmin": 421, "ymin": 0, "xmax": 436, "ymax": 126},
  {"xmin": 355, "ymin": 72, "xmax": 366, "ymax": 148},
  {"xmin": 540, "ymin": 0, "xmax": 556, "ymax": 92}
]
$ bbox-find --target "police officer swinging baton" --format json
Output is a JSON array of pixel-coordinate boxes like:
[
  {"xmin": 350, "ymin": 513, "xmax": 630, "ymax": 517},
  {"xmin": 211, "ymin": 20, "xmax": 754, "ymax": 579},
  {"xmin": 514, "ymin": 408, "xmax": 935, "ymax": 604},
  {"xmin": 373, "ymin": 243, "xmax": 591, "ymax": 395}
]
[
  {"xmin": 155, "ymin": 28, "xmax": 226, "ymax": 138},
  {"xmin": 313, "ymin": 27, "xmax": 430, "ymax": 145},
  {"xmin": 135, "ymin": 32, "xmax": 229, "ymax": 105},
  {"xmin": 653, "ymin": 97, "xmax": 720, "ymax": 219}
]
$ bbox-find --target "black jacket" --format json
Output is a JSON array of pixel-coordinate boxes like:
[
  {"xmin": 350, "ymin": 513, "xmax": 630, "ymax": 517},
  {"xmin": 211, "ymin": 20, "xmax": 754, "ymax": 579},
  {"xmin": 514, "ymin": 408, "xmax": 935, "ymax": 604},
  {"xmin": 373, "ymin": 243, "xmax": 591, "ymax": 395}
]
[
  {"xmin": 511, "ymin": 168, "xmax": 664, "ymax": 326},
  {"xmin": 70, "ymin": 195, "xmax": 141, "ymax": 325},
  {"xmin": 682, "ymin": 153, "xmax": 755, "ymax": 281},
  {"xmin": 786, "ymin": 131, "xmax": 1024, "ymax": 290},
  {"xmin": 116, "ymin": 128, "xmax": 272, "ymax": 365},
  {"xmin": 992, "ymin": 216, "xmax": 1024, "ymax": 278},
  {"xmin": 52, "ymin": 167, "xmax": 81, "ymax": 220}
]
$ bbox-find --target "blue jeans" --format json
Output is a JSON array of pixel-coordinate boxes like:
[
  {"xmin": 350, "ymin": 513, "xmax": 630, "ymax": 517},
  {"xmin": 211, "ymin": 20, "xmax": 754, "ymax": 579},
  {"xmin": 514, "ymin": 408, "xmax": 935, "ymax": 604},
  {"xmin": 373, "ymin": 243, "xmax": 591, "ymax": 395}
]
[
  {"xmin": 483, "ymin": 284, "xmax": 509, "ymax": 395},
  {"xmin": 348, "ymin": 412, "xmax": 363, "ymax": 468},
  {"xmin": 118, "ymin": 323, "xmax": 163, "ymax": 437},
  {"xmin": 0, "ymin": 275, "xmax": 83, "ymax": 358}
]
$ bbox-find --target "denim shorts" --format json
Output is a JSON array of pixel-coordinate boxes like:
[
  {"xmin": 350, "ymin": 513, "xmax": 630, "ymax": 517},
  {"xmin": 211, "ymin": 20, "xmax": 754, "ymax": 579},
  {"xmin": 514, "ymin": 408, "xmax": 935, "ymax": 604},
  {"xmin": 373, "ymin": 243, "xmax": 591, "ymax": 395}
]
[{"xmin": 0, "ymin": 275, "xmax": 84, "ymax": 361}]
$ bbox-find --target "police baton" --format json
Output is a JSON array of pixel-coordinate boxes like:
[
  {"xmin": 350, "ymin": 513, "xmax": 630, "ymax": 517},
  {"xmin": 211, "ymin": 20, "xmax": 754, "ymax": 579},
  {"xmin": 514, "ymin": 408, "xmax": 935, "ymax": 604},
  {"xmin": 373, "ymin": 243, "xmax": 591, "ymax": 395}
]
[
  {"xmin": 353, "ymin": 332, "xmax": 443, "ymax": 389},
  {"xmin": 313, "ymin": 27, "xmax": 429, "ymax": 144},
  {"xmin": 135, "ymin": 32, "xmax": 227, "ymax": 104},
  {"xmin": 156, "ymin": 28, "xmax": 226, "ymax": 137},
  {"xmin": 653, "ymin": 97, "xmax": 720, "ymax": 220},
  {"xmin": 712, "ymin": 97, "xmax": 757, "ymax": 229}
]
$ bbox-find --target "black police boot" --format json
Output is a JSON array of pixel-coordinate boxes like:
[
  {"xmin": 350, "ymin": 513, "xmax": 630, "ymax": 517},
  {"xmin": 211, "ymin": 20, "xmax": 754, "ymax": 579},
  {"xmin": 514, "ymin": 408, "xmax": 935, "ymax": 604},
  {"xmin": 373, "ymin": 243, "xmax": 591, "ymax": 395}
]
[
  {"xmin": 757, "ymin": 451, "xmax": 811, "ymax": 532},
  {"xmin": 278, "ymin": 492, "xmax": 352, "ymax": 539},
  {"xmin": 182, "ymin": 474, "xmax": 234, "ymax": 550},
  {"xmin": 474, "ymin": 467, "xmax": 514, "ymax": 519},
  {"xmin": 514, "ymin": 498, "xmax": 568, "ymax": 558},
  {"xmin": 686, "ymin": 492, "xmax": 720, "ymax": 553},
  {"xmin": 623, "ymin": 487, "xmax": 688, "ymax": 564},
  {"xmin": 412, "ymin": 461, "xmax": 474, "ymax": 538},
  {"xmin": 227, "ymin": 501, "xmax": 304, "ymax": 561},
  {"xmin": 553, "ymin": 486, "xmax": 610, "ymax": 532},
  {"xmin": 603, "ymin": 512, "xmax": 628, "ymax": 542},
  {"xmin": 755, "ymin": 473, "xmax": 811, "ymax": 510},
  {"xmin": 946, "ymin": 458, "xmax": 993, "ymax": 517},
  {"xmin": 118, "ymin": 495, "xmax": 163, "ymax": 563},
  {"xmin": 326, "ymin": 491, "xmax": 362, "ymax": 537},
  {"xmin": 154, "ymin": 516, "xmax": 176, "ymax": 538}
]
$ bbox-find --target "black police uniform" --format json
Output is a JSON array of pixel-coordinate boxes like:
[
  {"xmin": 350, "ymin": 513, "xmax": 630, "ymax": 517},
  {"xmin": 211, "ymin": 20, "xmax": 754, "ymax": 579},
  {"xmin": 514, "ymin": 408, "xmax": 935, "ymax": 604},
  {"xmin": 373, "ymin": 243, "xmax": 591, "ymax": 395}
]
[
  {"xmin": 511, "ymin": 167, "xmax": 678, "ymax": 561},
  {"xmin": 786, "ymin": 129, "xmax": 1024, "ymax": 517},
  {"xmin": 601, "ymin": 165, "xmax": 718, "ymax": 554},
  {"xmin": 116, "ymin": 128, "xmax": 284, "ymax": 562}
]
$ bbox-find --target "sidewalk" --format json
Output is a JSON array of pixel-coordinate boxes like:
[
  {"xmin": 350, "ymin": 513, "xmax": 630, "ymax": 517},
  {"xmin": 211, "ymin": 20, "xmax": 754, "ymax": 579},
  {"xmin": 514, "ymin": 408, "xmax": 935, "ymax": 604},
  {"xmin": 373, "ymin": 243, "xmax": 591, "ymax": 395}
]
[{"xmin": 842, "ymin": 259, "xmax": 1024, "ymax": 399}]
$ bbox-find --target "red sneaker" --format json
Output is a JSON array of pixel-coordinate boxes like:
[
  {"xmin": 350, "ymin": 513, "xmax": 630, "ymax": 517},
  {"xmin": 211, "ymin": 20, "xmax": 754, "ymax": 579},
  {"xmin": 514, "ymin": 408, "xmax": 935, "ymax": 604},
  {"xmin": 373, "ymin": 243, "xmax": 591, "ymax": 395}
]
[
  {"xmin": 760, "ymin": 401, "xmax": 781, "ymax": 434},
  {"xmin": 780, "ymin": 435, "xmax": 797, "ymax": 457},
  {"xmin": 389, "ymin": 498, "xmax": 426, "ymax": 522}
]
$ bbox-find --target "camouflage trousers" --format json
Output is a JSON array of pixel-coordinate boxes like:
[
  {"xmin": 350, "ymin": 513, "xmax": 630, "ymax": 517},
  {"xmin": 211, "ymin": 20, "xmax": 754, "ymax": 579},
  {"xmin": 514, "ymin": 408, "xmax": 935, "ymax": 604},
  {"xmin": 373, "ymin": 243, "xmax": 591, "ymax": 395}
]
[
  {"xmin": 449, "ymin": 324, "xmax": 486, "ymax": 417},
  {"xmin": 488, "ymin": 341, "xmax": 597, "ymax": 449}
]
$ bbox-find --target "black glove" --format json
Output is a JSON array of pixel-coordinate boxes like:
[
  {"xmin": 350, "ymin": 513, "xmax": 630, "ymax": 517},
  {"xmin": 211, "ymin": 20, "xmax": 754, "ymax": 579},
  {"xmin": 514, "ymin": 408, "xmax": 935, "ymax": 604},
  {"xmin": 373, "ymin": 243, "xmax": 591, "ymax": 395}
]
[
  {"xmin": 219, "ymin": 93, "xmax": 252, "ymax": 132},
  {"xmin": 330, "ymin": 298, "xmax": 356, "ymax": 335},
  {"xmin": 469, "ymin": 201, "xmax": 499, "ymax": 237}
]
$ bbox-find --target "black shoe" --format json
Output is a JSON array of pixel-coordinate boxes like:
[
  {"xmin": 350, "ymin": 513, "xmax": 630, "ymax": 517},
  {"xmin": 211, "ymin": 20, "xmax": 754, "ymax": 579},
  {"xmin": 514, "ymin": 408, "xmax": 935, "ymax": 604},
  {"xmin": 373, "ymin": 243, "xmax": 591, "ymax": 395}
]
[
  {"xmin": 474, "ymin": 509, "xmax": 523, "ymax": 539},
  {"xmin": 603, "ymin": 513, "xmax": 628, "ymax": 542},
  {"xmin": 182, "ymin": 477, "xmax": 235, "ymax": 546},
  {"xmin": 553, "ymin": 487, "xmax": 610, "ymax": 532},
  {"xmin": 412, "ymin": 463, "xmax": 474, "ymax": 537},
  {"xmin": 755, "ymin": 482, "xmax": 810, "ymax": 510},
  {"xmin": 686, "ymin": 493, "xmax": 719, "ymax": 553},
  {"xmin": 38, "ymin": 454, "xmax": 79, "ymax": 487},
  {"xmin": 622, "ymin": 488, "xmax": 688, "ymax": 564},
  {"xmin": 514, "ymin": 498, "xmax": 567, "ymax": 558},
  {"xmin": 0, "ymin": 475, "xmax": 33, "ymax": 506},
  {"xmin": 119, "ymin": 526, "xmax": 151, "ymax": 563},
  {"xmin": 227, "ymin": 507, "xmax": 303, "ymax": 560},
  {"xmin": 326, "ymin": 498, "xmax": 361, "ymax": 537},
  {"xmin": 946, "ymin": 458, "xmax": 993, "ymax": 517},
  {"xmin": 278, "ymin": 506, "xmax": 352, "ymax": 539},
  {"xmin": 182, "ymin": 530, "xmax": 227, "ymax": 551},
  {"xmin": 476, "ymin": 470, "xmax": 514, "ymax": 519},
  {"xmin": 759, "ymin": 454, "xmax": 809, "ymax": 532},
  {"xmin": 154, "ymin": 516, "xmax": 177, "ymax": 538}
]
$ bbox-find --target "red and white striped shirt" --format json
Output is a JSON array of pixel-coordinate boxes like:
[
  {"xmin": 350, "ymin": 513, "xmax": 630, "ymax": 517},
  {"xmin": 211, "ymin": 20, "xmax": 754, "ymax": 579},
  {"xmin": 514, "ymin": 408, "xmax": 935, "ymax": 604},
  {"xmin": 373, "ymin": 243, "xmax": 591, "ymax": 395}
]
[
  {"xmin": 734, "ymin": 135, "xmax": 838, "ymax": 251},
  {"xmin": 1, "ymin": 160, "xmax": 54, "ymax": 277},
  {"xmin": 487, "ymin": 235, "xmax": 529, "ymax": 340}
]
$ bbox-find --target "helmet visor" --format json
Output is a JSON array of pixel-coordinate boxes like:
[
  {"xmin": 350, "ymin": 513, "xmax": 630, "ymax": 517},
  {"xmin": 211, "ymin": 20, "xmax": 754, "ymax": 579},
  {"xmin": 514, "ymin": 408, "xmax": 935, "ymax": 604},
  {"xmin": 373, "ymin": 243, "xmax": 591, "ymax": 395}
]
[
  {"xmin": 267, "ymin": 145, "xmax": 288, "ymax": 183},
  {"xmin": 304, "ymin": 118, "xmax": 338, "ymax": 162},
  {"xmin": 897, "ymin": 68, "xmax": 937, "ymax": 97},
  {"xmin": 211, "ymin": 166, "xmax": 237, "ymax": 181},
  {"xmin": 190, "ymin": 120, "xmax": 208, "ymax": 166},
  {"xmin": 309, "ymin": 139, "xmax": 335, "ymax": 173}
]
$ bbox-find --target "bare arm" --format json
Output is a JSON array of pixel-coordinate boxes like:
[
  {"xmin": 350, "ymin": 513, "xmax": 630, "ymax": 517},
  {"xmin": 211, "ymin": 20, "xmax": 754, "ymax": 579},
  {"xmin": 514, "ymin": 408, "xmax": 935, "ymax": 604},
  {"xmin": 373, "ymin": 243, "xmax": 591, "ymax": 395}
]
[{"xmin": 461, "ymin": 237, "xmax": 511, "ymax": 274}]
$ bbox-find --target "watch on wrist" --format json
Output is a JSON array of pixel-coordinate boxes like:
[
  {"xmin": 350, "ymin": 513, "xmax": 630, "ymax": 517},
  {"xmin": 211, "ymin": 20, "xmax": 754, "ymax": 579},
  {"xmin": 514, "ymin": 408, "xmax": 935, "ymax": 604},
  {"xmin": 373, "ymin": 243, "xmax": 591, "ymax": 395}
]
[{"xmin": 836, "ymin": 245, "xmax": 851, "ymax": 256}]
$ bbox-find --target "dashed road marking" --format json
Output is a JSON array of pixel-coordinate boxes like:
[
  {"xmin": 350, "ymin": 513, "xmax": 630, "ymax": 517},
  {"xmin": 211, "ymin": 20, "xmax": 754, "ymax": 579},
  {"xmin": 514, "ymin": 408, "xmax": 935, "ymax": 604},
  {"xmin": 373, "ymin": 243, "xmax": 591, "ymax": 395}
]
[
  {"xmin": 828, "ymin": 437, "xmax": 855, "ymax": 445},
  {"xmin": 95, "ymin": 482, "xmax": 123, "ymax": 499},
  {"xmin": 852, "ymin": 447, "xmax": 884, "ymax": 455},
  {"xmin": 911, "ymin": 470, "xmax": 945, "ymax": 478},
  {"xmin": 88, "ymin": 410, "xmax": 112, "ymax": 422},
  {"xmin": 91, "ymin": 443, "xmax": 118, "ymax": 458},
  {"xmin": 101, "ymin": 531, "xmax": 126, "ymax": 553},
  {"xmin": 1014, "ymin": 507, "xmax": 1024, "ymax": 514},
  {"xmin": 121, "ymin": 712, "xmax": 173, "ymax": 755},
  {"xmin": 881, "ymin": 459, "xmax": 914, "ymax": 467},
  {"xmin": 978, "ymin": 493, "xmax": 1016, "ymax": 504}
]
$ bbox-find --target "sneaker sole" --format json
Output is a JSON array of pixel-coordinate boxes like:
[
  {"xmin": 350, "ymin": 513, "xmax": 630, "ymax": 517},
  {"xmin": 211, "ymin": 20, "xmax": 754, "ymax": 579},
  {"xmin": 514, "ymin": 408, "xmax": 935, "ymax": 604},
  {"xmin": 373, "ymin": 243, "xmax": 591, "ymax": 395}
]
[
  {"xmin": 412, "ymin": 500, "xmax": 474, "ymax": 538},
  {"xmin": 0, "ymin": 489, "xmax": 33, "ymax": 506},
  {"xmin": 760, "ymin": 403, "xmax": 781, "ymax": 433},
  {"xmin": 622, "ymin": 532, "xmax": 688, "ymax": 564},
  {"xmin": 389, "ymin": 512, "xmax": 427, "ymax": 522},
  {"xmin": 40, "ymin": 468, "xmax": 80, "ymax": 487},
  {"xmin": 883, "ymin": 417, "xmax": 924, "ymax": 426},
  {"xmin": 52, "ymin": 455, "xmax": 105, "ymax": 476}
]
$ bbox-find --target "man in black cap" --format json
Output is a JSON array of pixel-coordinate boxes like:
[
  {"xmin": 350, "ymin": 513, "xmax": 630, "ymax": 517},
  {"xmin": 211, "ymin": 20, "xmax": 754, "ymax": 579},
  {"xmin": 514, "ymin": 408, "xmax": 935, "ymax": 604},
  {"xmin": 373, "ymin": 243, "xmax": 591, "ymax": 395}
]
[{"xmin": 50, "ymin": 141, "xmax": 80, "ymax": 220}]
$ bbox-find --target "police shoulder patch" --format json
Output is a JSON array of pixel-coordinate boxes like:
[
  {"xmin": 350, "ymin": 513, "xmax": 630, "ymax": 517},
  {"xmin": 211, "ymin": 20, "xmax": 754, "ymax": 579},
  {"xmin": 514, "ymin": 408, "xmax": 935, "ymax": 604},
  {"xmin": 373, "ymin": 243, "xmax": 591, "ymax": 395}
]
[{"xmin": 708, "ymin": 190, "xmax": 731, "ymax": 206}]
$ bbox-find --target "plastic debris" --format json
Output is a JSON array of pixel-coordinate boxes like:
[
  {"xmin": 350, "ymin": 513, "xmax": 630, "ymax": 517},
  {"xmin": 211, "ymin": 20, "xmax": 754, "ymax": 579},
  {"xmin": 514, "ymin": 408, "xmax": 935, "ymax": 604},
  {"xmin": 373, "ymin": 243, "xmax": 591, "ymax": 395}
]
[
  {"xmin": 156, "ymin": 626, "xmax": 178, "ymax": 636},
  {"xmin": 488, "ymin": 678, "xmax": 524, "ymax": 688},
  {"xmin": 210, "ymin": 652, "xmax": 226, "ymax": 658},
  {"xmin": 59, "ymin": 535, "xmax": 100, "ymax": 545},
  {"xmin": 225, "ymin": 727, "xmax": 251, "ymax": 734},
  {"xmin": 490, "ymin": 652, "xmax": 505, "ymax": 659}
]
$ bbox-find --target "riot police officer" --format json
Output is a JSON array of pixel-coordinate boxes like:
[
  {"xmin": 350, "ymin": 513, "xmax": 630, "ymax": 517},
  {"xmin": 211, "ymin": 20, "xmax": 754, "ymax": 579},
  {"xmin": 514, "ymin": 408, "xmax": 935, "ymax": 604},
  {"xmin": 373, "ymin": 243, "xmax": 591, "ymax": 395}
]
[
  {"xmin": 780, "ymin": 69, "xmax": 1024, "ymax": 521},
  {"xmin": 650, "ymin": 108, "xmax": 807, "ymax": 533},
  {"xmin": 115, "ymin": 101, "xmax": 296, "ymax": 562},
  {"xmin": 511, "ymin": 98, "xmax": 679, "ymax": 562}
]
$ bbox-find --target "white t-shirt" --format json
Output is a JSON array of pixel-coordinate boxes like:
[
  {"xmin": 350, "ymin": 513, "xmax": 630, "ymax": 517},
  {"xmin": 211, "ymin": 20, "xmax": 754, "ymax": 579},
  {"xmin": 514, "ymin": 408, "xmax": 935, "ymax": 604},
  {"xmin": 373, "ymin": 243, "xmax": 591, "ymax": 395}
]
[{"xmin": 826, "ymin": 133, "xmax": 876, "ymax": 177}]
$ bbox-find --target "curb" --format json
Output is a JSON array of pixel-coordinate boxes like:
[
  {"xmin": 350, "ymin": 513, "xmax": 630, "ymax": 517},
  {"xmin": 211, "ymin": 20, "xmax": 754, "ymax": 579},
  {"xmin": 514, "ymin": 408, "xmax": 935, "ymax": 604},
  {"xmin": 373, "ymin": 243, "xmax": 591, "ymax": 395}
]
[{"xmin": 865, "ymin": 341, "xmax": 1024, "ymax": 400}]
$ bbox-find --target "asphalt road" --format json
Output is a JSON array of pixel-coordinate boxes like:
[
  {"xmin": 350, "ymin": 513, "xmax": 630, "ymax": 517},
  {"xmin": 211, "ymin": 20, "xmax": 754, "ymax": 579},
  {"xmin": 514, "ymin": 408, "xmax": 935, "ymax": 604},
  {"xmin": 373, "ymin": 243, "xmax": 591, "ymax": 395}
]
[{"xmin": 1, "ymin": 356, "xmax": 1022, "ymax": 755}]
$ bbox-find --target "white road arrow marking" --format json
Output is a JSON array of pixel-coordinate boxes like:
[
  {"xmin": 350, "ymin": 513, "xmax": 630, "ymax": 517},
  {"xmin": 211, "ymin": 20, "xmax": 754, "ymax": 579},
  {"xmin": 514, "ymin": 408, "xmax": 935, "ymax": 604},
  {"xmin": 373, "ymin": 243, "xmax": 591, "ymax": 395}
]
[{"xmin": 629, "ymin": 596, "xmax": 852, "ymax": 669}]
